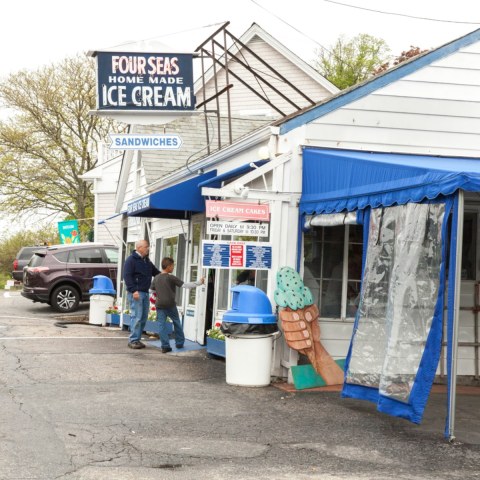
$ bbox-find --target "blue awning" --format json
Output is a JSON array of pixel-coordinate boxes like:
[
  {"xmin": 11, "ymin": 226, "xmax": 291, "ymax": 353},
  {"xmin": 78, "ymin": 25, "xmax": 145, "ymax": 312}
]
[
  {"xmin": 197, "ymin": 160, "xmax": 269, "ymax": 189},
  {"xmin": 301, "ymin": 148, "xmax": 480, "ymax": 215},
  {"xmin": 127, "ymin": 171, "xmax": 217, "ymax": 218}
]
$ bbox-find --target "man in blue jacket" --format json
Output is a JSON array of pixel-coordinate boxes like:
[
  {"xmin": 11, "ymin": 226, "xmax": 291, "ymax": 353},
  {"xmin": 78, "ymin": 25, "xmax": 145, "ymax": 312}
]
[{"xmin": 123, "ymin": 239, "xmax": 160, "ymax": 349}]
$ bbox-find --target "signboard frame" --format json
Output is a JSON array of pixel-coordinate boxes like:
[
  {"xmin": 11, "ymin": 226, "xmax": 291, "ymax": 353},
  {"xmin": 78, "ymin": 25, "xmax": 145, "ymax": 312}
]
[
  {"xmin": 95, "ymin": 51, "xmax": 195, "ymax": 113},
  {"xmin": 202, "ymin": 240, "xmax": 272, "ymax": 270},
  {"xmin": 206, "ymin": 221, "xmax": 269, "ymax": 237}
]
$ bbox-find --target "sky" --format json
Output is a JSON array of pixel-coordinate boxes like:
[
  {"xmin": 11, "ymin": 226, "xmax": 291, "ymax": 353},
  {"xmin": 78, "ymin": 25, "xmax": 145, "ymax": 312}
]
[
  {"xmin": 1, "ymin": 0, "xmax": 479, "ymax": 79},
  {"xmin": 1, "ymin": 0, "xmax": 479, "ymax": 236}
]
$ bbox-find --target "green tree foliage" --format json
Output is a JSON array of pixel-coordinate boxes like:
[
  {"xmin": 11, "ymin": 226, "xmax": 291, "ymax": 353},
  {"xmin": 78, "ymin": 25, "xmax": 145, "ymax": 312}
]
[
  {"xmin": 0, "ymin": 55, "xmax": 120, "ymax": 221},
  {"xmin": 0, "ymin": 227, "xmax": 58, "ymax": 277},
  {"xmin": 313, "ymin": 33, "xmax": 391, "ymax": 90}
]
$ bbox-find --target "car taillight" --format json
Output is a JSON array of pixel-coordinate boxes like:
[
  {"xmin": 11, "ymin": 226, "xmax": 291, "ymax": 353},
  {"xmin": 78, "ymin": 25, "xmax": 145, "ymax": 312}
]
[
  {"xmin": 13, "ymin": 259, "xmax": 18, "ymax": 270},
  {"xmin": 27, "ymin": 266, "xmax": 50, "ymax": 273}
]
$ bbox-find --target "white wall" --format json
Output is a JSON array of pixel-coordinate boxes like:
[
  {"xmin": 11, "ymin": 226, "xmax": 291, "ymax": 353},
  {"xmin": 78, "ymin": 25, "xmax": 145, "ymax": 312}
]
[{"xmin": 306, "ymin": 42, "xmax": 480, "ymax": 157}]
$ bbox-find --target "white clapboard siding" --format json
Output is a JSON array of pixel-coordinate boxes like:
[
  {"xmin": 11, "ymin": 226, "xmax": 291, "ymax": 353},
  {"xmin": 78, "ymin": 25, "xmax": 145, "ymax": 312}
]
[
  {"xmin": 317, "ymin": 320, "xmax": 354, "ymax": 359},
  {"xmin": 306, "ymin": 43, "xmax": 480, "ymax": 157},
  {"xmin": 197, "ymin": 36, "xmax": 330, "ymax": 118},
  {"xmin": 95, "ymin": 193, "xmax": 121, "ymax": 246}
]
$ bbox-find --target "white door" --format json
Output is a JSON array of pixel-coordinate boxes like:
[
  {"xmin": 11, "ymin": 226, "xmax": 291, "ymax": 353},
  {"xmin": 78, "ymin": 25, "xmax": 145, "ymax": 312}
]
[
  {"xmin": 183, "ymin": 216, "xmax": 207, "ymax": 344},
  {"xmin": 441, "ymin": 207, "xmax": 480, "ymax": 379}
]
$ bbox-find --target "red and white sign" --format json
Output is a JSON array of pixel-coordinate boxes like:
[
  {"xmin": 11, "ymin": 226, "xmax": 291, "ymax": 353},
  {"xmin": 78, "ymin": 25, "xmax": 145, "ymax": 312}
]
[
  {"xmin": 206, "ymin": 200, "xmax": 270, "ymax": 221},
  {"xmin": 229, "ymin": 243, "xmax": 244, "ymax": 267}
]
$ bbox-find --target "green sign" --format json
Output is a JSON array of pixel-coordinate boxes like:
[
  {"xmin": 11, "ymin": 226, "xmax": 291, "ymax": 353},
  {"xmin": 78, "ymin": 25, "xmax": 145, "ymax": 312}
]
[{"xmin": 58, "ymin": 220, "xmax": 80, "ymax": 244}]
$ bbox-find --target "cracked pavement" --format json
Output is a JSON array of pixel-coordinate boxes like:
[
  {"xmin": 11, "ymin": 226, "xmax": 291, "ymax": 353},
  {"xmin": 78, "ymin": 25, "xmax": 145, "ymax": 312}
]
[{"xmin": 0, "ymin": 291, "xmax": 479, "ymax": 480}]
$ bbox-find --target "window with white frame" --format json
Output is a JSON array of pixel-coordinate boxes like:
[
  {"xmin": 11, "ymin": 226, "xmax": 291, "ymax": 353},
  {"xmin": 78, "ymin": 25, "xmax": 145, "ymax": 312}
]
[{"xmin": 303, "ymin": 224, "xmax": 363, "ymax": 320}]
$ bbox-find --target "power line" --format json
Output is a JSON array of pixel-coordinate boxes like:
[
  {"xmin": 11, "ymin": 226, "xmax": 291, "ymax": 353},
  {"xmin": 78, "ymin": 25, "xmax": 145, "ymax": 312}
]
[
  {"xmin": 323, "ymin": 0, "xmax": 480, "ymax": 25},
  {"xmin": 102, "ymin": 22, "xmax": 228, "ymax": 50},
  {"xmin": 250, "ymin": 0, "xmax": 331, "ymax": 52}
]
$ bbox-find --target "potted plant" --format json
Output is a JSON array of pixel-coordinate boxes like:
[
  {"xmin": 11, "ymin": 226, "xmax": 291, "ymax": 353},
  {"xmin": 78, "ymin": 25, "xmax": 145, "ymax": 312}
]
[
  {"xmin": 206, "ymin": 325, "xmax": 225, "ymax": 358},
  {"xmin": 105, "ymin": 305, "xmax": 120, "ymax": 326},
  {"xmin": 145, "ymin": 306, "xmax": 173, "ymax": 335}
]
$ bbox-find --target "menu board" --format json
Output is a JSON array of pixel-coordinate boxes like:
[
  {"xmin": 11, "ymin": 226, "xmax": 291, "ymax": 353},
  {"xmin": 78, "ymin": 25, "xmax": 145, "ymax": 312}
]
[{"xmin": 202, "ymin": 240, "xmax": 272, "ymax": 270}]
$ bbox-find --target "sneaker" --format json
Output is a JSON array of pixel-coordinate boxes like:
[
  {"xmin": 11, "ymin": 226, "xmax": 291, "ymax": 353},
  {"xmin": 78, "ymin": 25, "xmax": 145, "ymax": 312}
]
[
  {"xmin": 175, "ymin": 344, "xmax": 184, "ymax": 349},
  {"xmin": 161, "ymin": 347, "xmax": 172, "ymax": 353},
  {"xmin": 128, "ymin": 341, "xmax": 145, "ymax": 349}
]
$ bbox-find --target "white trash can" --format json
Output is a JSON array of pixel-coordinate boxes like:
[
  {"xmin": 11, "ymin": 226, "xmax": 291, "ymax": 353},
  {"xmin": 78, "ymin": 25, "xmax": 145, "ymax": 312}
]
[
  {"xmin": 89, "ymin": 294, "xmax": 113, "ymax": 326},
  {"xmin": 225, "ymin": 334, "xmax": 274, "ymax": 387}
]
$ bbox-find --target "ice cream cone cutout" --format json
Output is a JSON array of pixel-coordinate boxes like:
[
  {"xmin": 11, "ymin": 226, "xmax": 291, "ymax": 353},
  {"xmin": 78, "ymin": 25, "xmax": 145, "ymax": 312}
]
[{"xmin": 275, "ymin": 267, "xmax": 344, "ymax": 385}]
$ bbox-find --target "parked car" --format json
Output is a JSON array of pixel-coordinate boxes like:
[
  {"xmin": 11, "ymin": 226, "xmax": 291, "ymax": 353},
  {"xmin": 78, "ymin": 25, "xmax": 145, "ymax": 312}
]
[
  {"xmin": 21, "ymin": 243, "xmax": 118, "ymax": 313},
  {"xmin": 12, "ymin": 246, "xmax": 46, "ymax": 282}
]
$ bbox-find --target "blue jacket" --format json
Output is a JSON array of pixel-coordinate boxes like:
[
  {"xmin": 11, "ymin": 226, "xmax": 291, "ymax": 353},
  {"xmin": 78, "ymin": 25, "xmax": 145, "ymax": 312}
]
[{"xmin": 123, "ymin": 251, "xmax": 160, "ymax": 293}]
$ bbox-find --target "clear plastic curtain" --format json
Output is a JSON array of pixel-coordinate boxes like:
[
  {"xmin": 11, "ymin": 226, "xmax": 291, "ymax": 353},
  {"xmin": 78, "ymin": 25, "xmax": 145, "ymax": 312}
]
[{"xmin": 342, "ymin": 200, "xmax": 452, "ymax": 423}]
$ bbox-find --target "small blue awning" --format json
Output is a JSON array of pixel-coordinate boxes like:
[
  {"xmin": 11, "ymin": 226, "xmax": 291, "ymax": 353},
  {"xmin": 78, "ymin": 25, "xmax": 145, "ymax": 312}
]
[
  {"xmin": 197, "ymin": 160, "xmax": 269, "ymax": 189},
  {"xmin": 301, "ymin": 148, "xmax": 480, "ymax": 215},
  {"xmin": 127, "ymin": 171, "xmax": 217, "ymax": 218}
]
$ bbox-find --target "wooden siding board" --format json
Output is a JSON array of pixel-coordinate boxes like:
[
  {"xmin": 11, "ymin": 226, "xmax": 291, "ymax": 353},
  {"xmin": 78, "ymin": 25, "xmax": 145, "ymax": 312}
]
[
  {"xmin": 375, "ymin": 80, "xmax": 480, "ymax": 101},
  {"xmin": 408, "ymin": 66, "xmax": 480, "ymax": 85},
  {"xmin": 349, "ymin": 95, "xmax": 480, "ymax": 118},
  {"xmin": 306, "ymin": 123, "xmax": 480, "ymax": 151},
  {"xmin": 312, "ymin": 108, "xmax": 480, "ymax": 133}
]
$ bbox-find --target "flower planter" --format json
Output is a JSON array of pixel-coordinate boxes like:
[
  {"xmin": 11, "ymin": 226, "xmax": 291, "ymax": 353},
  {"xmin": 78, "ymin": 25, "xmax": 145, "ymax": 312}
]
[
  {"xmin": 144, "ymin": 320, "xmax": 173, "ymax": 335},
  {"xmin": 206, "ymin": 337, "xmax": 226, "ymax": 358},
  {"xmin": 108, "ymin": 313, "xmax": 120, "ymax": 326},
  {"xmin": 121, "ymin": 314, "xmax": 131, "ymax": 330}
]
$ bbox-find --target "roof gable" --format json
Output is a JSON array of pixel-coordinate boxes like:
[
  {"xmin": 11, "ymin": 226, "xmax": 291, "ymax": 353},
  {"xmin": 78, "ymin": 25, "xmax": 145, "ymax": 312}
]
[{"xmin": 279, "ymin": 27, "xmax": 480, "ymax": 134}]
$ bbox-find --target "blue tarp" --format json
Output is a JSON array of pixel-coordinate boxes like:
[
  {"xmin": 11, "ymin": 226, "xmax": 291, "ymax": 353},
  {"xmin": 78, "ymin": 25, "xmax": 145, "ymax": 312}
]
[
  {"xmin": 300, "ymin": 148, "xmax": 475, "ymax": 433},
  {"xmin": 300, "ymin": 148, "xmax": 480, "ymax": 214}
]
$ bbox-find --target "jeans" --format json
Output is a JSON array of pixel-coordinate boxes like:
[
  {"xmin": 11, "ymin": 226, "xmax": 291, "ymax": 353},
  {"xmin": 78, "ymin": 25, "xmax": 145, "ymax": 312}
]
[
  {"xmin": 157, "ymin": 306, "xmax": 184, "ymax": 348},
  {"xmin": 128, "ymin": 291, "xmax": 150, "ymax": 343}
]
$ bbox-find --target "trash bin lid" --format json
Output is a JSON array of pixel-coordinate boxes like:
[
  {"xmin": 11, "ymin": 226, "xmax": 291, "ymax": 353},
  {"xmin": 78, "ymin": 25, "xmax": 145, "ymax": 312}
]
[
  {"xmin": 223, "ymin": 285, "xmax": 277, "ymax": 324},
  {"xmin": 89, "ymin": 275, "xmax": 116, "ymax": 295}
]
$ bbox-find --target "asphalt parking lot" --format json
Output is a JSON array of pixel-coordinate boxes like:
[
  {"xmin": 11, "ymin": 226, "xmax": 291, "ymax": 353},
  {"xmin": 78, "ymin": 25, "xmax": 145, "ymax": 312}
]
[{"xmin": 1, "ymin": 290, "xmax": 479, "ymax": 480}]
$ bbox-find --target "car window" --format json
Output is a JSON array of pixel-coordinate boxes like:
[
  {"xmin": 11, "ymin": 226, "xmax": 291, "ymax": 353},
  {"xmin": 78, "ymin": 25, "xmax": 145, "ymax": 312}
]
[
  {"xmin": 19, "ymin": 247, "xmax": 39, "ymax": 260},
  {"xmin": 54, "ymin": 251, "xmax": 70, "ymax": 263},
  {"xmin": 29, "ymin": 253, "xmax": 46, "ymax": 267},
  {"xmin": 70, "ymin": 248, "xmax": 104, "ymax": 264},
  {"xmin": 104, "ymin": 248, "xmax": 119, "ymax": 264}
]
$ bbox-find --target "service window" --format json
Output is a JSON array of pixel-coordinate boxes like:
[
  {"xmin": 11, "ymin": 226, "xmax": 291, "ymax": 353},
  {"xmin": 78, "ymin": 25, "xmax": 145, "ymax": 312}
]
[{"xmin": 304, "ymin": 224, "xmax": 363, "ymax": 320}]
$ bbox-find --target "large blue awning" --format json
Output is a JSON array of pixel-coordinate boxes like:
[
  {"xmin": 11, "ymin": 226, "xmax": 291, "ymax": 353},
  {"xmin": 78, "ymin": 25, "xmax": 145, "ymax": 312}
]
[
  {"xmin": 127, "ymin": 170, "xmax": 217, "ymax": 218},
  {"xmin": 301, "ymin": 148, "xmax": 480, "ymax": 215}
]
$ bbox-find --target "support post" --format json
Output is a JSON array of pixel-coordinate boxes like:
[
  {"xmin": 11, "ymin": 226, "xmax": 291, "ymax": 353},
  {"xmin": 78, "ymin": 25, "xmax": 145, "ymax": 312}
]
[{"xmin": 447, "ymin": 190, "xmax": 464, "ymax": 442}]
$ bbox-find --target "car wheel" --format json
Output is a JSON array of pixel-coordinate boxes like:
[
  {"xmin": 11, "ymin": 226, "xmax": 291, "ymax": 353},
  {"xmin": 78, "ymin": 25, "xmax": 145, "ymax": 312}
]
[{"xmin": 50, "ymin": 285, "xmax": 80, "ymax": 313}]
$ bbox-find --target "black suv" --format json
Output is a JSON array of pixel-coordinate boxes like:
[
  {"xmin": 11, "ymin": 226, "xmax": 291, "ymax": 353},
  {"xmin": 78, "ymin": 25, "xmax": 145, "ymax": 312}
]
[
  {"xmin": 12, "ymin": 246, "xmax": 45, "ymax": 281},
  {"xmin": 22, "ymin": 243, "xmax": 118, "ymax": 313}
]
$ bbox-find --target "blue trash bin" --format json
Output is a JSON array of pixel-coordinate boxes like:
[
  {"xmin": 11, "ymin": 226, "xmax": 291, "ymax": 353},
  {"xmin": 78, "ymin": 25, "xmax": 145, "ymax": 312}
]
[
  {"xmin": 221, "ymin": 286, "xmax": 278, "ymax": 386},
  {"xmin": 88, "ymin": 275, "xmax": 116, "ymax": 325}
]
